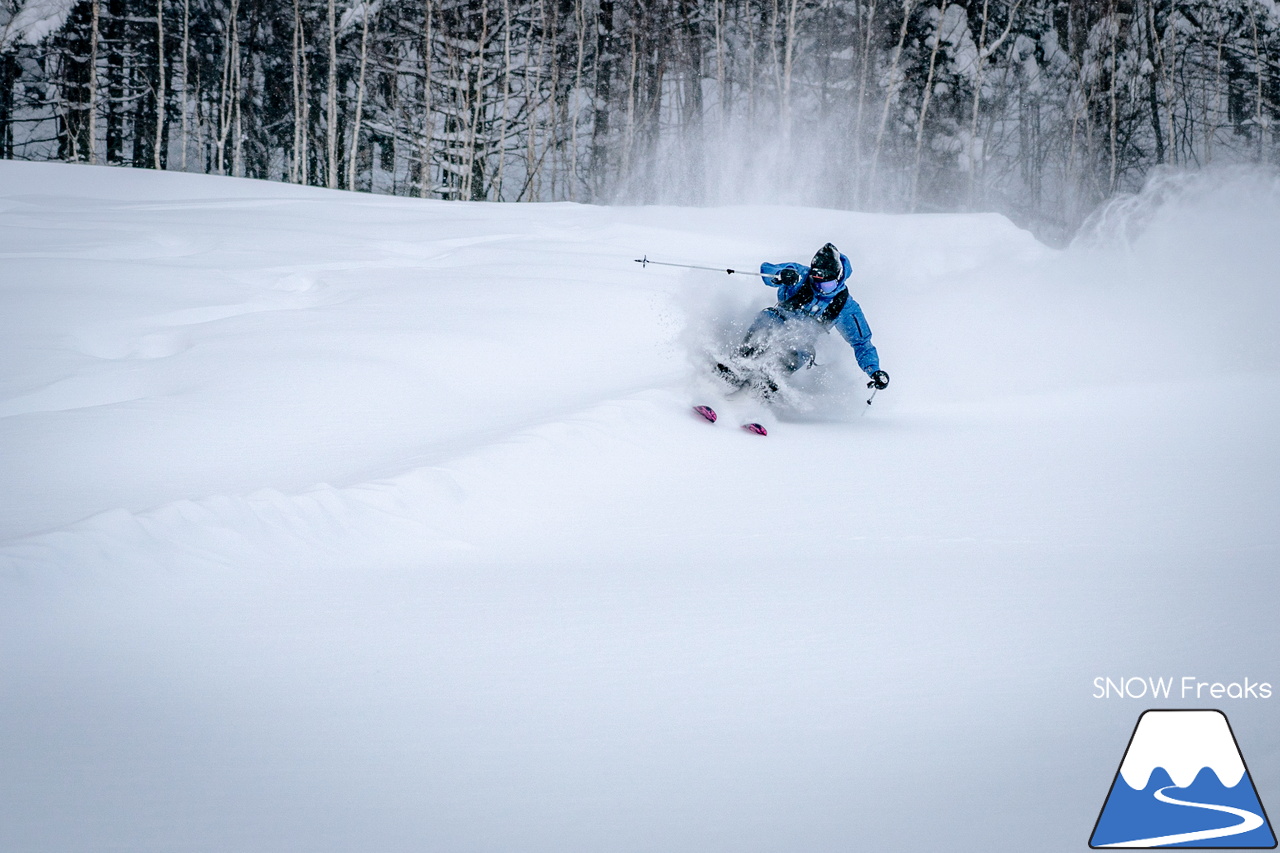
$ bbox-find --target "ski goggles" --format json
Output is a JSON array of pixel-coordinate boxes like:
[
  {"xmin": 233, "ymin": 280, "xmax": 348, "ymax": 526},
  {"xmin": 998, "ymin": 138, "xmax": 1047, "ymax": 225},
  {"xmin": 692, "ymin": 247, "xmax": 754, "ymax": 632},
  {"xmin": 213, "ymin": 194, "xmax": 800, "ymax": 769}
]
[{"xmin": 811, "ymin": 274, "xmax": 842, "ymax": 294}]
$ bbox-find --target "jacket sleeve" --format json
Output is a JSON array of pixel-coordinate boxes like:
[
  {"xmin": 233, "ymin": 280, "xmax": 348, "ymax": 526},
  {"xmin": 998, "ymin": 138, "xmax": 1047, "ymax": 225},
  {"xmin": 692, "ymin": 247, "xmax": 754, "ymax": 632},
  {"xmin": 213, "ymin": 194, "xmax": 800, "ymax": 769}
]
[
  {"xmin": 834, "ymin": 298, "xmax": 881, "ymax": 375},
  {"xmin": 759, "ymin": 262, "xmax": 808, "ymax": 290}
]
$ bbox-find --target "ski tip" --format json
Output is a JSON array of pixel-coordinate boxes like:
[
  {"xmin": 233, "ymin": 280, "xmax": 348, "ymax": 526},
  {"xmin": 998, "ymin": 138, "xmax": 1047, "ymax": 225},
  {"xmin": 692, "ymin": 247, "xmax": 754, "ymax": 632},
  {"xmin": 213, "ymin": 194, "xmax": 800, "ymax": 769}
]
[
  {"xmin": 692, "ymin": 405, "xmax": 718, "ymax": 424},
  {"xmin": 741, "ymin": 422, "xmax": 768, "ymax": 436}
]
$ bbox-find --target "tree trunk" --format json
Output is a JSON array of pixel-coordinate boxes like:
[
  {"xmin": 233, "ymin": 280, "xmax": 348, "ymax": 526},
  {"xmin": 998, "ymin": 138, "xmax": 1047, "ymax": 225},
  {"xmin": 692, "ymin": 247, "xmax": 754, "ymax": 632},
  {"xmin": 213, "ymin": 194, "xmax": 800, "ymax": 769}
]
[
  {"xmin": 1250, "ymin": 4, "xmax": 1263, "ymax": 160},
  {"xmin": 0, "ymin": 51, "xmax": 14, "ymax": 159},
  {"xmin": 521, "ymin": 0, "xmax": 550, "ymax": 200},
  {"xmin": 89, "ymin": 0, "xmax": 100, "ymax": 163},
  {"xmin": 153, "ymin": 0, "xmax": 165, "ymax": 168},
  {"xmin": 326, "ymin": 0, "xmax": 338, "ymax": 188},
  {"xmin": 216, "ymin": 0, "xmax": 239, "ymax": 174},
  {"xmin": 713, "ymin": 0, "xmax": 725, "ymax": 141},
  {"xmin": 565, "ymin": 0, "xmax": 587, "ymax": 197},
  {"xmin": 868, "ymin": 0, "xmax": 917, "ymax": 207},
  {"xmin": 495, "ymin": 0, "xmax": 513, "ymax": 199},
  {"xmin": 852, "ymin": 0, "xmax": 879, "ymax": 200},
  {"xmin": 231, "ymin": 14, "xmax": 242, "ymax": 176},
  {"xmin": 1108, "ymin": 5, "xmax": 1118, "ymax": 193},
  {"xmin": 1143, "ymin": 0, "xmax": 1165, "ymax": 165},
  {"xmin": 348, "ymin": 3, "xmax": 372, "ymax": 191},
  {"xmin": 459, "ymin": 0, "xmax": 490, "ymax": 201},
  {"xmin": 181, "ymin": 0, "xmax": 189, "ymax": 170},
  {"xmin": 105, "ymin": 0, "xmax": 124, "ymax": 164},
  {"xmin": 966, "ymin": 0, "xmax": 990, "ymax": 207},
  {"xmin": 781, "ymin": 0, "xmax": 799, "ymax": 145},
  {"xmin": 291, "ymin": 0, "xmax": 305, "ymax": 183},
  {"xmin": 680, "ymin": 0, "xmax": 705, "ymax": 201},
  {"xmin": 910, "ymin": 1, "xmax": 950, "ymax": 211}
]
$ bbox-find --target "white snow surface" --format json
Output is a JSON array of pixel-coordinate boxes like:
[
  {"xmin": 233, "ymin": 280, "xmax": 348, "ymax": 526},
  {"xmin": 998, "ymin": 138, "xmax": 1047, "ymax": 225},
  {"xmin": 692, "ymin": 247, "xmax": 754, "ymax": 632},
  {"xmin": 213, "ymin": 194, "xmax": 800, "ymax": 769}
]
[
  {"xmin": 1119, "ymin": 711, "xmax": 1245, "ymax": 790},
  {"xmin": 2, "ymin": 161, "xmax": 1280, "ymax": 852}
]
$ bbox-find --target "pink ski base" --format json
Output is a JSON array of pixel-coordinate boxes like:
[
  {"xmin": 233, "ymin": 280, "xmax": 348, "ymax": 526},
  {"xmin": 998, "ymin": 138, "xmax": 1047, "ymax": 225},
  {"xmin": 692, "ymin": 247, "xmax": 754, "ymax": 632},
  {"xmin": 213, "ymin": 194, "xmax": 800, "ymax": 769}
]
[
  {"xmin": 692, "ymin": 405, "xmax": 718, "ymax": 424},
  {"xmin": 741, "ymin": 422, "xmax": 768, "ymax": 436}
]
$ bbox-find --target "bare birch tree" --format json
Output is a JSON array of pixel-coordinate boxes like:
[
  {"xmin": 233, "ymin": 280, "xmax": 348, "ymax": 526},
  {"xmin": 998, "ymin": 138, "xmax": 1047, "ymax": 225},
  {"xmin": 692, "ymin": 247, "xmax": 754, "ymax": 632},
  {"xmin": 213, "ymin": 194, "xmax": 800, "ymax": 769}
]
[
  {"xmin": 348, "ymin": 0, "xmax": 373, "ymax": 190},
  {"xmin": 326, "ymin": 0, "xmax": 338, "ymax": 187}
]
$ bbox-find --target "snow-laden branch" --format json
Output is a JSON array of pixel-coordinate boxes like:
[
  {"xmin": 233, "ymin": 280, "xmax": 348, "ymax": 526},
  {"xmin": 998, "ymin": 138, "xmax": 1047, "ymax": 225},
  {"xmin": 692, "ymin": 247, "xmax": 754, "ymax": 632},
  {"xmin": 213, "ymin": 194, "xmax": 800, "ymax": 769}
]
[{"xmin": 1, "ymin": 0, "xmax": 78, "ymax": 51}]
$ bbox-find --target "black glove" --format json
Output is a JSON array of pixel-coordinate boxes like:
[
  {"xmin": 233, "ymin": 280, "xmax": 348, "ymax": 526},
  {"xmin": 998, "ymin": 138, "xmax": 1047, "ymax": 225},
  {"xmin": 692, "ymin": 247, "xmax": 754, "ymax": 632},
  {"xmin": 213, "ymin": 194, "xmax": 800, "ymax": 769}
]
[
  {"xmin": 869, "ymin": 370, "xmax": 890, "ymax": 390},
  {"xmin": 775, "ymin": 268, "xmax": 799, "ymax": 286}
]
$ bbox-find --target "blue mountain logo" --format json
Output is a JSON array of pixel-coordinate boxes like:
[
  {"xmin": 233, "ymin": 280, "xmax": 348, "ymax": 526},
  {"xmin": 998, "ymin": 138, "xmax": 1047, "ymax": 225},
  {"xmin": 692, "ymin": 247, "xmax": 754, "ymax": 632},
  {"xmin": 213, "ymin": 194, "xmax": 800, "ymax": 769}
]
[{"xmin": 1091, "ymin": 710, "xmax": 1276, "ymax": 848}]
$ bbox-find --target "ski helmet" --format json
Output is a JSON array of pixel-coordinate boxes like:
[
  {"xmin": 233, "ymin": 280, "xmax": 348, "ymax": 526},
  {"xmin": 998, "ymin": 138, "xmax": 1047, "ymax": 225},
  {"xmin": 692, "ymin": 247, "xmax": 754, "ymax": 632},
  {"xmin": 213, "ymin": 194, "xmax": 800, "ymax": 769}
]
[{"xmin": 809, "ymin": 243, "xmax": 843, "ymax": 291}]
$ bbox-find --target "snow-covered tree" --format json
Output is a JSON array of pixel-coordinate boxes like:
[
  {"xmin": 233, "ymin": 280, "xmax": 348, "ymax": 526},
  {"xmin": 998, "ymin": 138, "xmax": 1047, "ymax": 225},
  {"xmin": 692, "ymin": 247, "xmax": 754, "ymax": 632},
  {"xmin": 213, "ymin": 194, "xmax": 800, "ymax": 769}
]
[{"xmin": 2, "ymin": 0, "xmax": 1277, "ymax": 237}]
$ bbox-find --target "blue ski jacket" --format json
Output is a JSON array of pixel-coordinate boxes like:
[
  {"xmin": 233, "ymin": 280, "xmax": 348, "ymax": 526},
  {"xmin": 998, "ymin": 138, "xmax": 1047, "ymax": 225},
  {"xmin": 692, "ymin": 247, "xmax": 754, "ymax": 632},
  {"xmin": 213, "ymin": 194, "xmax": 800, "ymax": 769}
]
[{"xmin": 759, "ymin": 252, "xmax": 881, "ymax": 375}]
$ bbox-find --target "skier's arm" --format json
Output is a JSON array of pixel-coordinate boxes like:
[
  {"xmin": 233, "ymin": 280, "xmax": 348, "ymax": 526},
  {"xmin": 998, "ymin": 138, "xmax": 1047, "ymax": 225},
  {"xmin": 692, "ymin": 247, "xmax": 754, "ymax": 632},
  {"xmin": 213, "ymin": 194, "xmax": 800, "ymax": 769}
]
[
  {"xmin": 760, "ymin": 262, "xmax": 806, "ymax": 289},
  {"xmin": 834, "ymin": 300, "xmax": 881, "ymax": 376}
]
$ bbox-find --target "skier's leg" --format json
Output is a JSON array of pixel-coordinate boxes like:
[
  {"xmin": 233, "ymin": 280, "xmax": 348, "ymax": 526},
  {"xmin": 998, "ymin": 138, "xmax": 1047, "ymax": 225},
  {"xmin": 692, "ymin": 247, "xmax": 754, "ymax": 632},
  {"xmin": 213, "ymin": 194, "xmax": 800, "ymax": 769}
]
[
  {"xmin": 737, "ymin": 308, "xmax": 786, "ymax": 360},
  {"xmin": 714, "ymin": 309, "xmax": 784, "ymax": 389},
  {"xmin": 713, "ymin": 360, "xmax": 748, "ymax": 388},
  {"xmin": 746, "ymin": 327, "xmax": 816, "ymax": 401},
  {"xmin": 780, "ymin": 346, "xmax": 816, "ymax": 373}
]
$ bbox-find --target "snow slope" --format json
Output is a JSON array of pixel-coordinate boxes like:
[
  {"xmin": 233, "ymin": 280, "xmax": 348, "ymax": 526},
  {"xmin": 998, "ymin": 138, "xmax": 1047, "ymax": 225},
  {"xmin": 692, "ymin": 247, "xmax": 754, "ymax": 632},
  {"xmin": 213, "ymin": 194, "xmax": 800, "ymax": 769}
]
[{"xmin": 2, "ymin": 161, "xmax": 1279, "ymax": 852}]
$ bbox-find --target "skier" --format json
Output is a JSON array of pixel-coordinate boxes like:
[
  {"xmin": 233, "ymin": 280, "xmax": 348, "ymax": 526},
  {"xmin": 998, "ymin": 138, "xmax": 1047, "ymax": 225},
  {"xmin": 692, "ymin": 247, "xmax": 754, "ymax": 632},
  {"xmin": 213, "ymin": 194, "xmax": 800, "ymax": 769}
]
[{"xmin": 715, "ymin": 242, "xmax": 889, "ymax": 398}]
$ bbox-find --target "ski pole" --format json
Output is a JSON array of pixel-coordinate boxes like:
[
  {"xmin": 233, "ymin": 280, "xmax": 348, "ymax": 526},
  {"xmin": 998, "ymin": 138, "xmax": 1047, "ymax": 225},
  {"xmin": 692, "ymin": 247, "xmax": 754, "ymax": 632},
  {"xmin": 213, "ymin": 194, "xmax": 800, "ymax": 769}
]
[{"xmin": 634, "ymin": 255, "xmax": 761, "ymax": 277}]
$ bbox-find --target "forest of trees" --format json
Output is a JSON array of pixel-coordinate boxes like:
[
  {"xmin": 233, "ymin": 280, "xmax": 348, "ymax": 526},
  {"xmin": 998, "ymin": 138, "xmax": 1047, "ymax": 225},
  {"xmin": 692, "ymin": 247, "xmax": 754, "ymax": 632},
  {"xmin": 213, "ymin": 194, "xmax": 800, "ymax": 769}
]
[{"xmin": 2, "ymin": 0, "xmax": 1278, "ymax": 239}]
